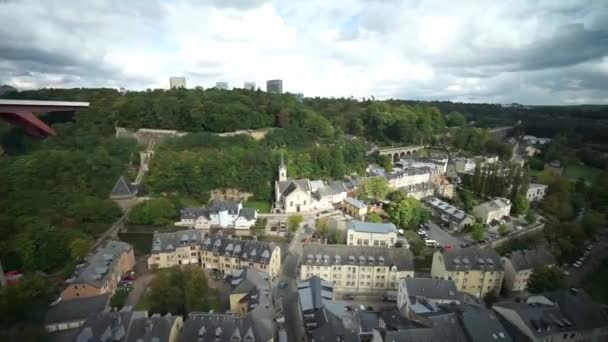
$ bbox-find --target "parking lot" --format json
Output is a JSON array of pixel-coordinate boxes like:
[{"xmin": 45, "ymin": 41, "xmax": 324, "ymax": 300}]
[{"xmin": 423, "ymin": 221, "xmax": 468, "ymax": 248}]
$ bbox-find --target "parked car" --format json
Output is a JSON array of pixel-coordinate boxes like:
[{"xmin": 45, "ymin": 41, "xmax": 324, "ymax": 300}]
[
  {"xmin": 279, "ymin": 281, "xmax": 289, "ymax": 289},
  {"xmin": 573, "ymin": 261, "xmax": 582, "ymax": 268},
  {"xmin": 342, "ymin": 294, "xmax": 355, "ymax": 300}
]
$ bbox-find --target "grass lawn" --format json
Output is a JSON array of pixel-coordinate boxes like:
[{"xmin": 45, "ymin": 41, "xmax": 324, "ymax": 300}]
[
  {"xmin": 564, "ymin": 164, "xmax": 602, "ymax": 183},
  {"xmin": 584, "ymin": 258, "xmax": 608, "ymax": 304},
  {"xmin": 243, "ymin": 200, "xmax": 271, "ymax": 213}
]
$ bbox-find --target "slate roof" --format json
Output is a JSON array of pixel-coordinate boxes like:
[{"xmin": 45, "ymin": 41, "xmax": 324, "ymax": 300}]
[
  {"xmin": 507, "ymin": 248, "xmax": 556, "ymax": 272},
  {"xmin": 310, "ymin": 308, "xmax": 347, "ymax": 342},
  {"xmin": 456, "ymin": 304, "xmax": 512, "ymax": 342},
  {"xmin": 110, "ymin": 176, "xmax": 138, "ymax": 198},
  {"xmin": 150, "ymin": 229, "xmax": 205, "ymax": 253},
  {"xmin": 438, "ymin": 248, "xmax": 503, "ymax": 272},
  {"xmin": 231, "ymin": 267, "xmax": 271, "ymax": 296},
  {"xmin": 298, "ymin": 276, "xmax": 334, "ymax": 313},
  {"xmin": 348, "ymin": 220, "xmax": 397, "ymax": 234},
  {"xmin": 180, "ymin": 313, "xmax": 272, "ymax": 342},
  {"xmin": 424, "ymin": 197, "xmax": 473, "ymax": 225},
  {"xmin": 386, "ymin": 166, "xmax": 432, "ymax": 180},
  {"xmin": 239, "ymin": 207, "xmax": 257, "ymax": 220},
  {"xmin": 544, "ymin": 290, "xmax": 608, "ymax": 332},
  {"xmin": 74, "ymin": 309, "xmax": 137, "ymax": 342},
  {"xmin": 208, "ymin": 200, "xmax": 240, "ymax": 214},
  {"xmin": 126, "ymin": 313, "xmax": 180, "ymax": 342},
  {"xmin": 343, "ymin": 197, "xmax": 367, "ymax": 209},
  {"xmin": 302, "ymin": 244, "xmax": 414, "ymax": 271},
  {"xmin": 377, "ymin": 312, "xmax": 467, "ymax": 342},
  {"xmin": 492, "ymin": 301, "xmax": 577, "ymax": 338},
  {"xmin": 68, "ymin": 240, "xmax": 132, "ymax": 288},
  {"xmin": 403, "ymin": 278, "xmax": 459, "ymax": 302},
  {"xmin": 45, "ymin": 294, "xmax": 109, "ymax": 324},
  {"xmin": 200, "ymin": 235, "xmax": 279, "ymax": 265},
  {"xmin": 315, "ymin": 185, "xmax": 342, "ymax": 197}
]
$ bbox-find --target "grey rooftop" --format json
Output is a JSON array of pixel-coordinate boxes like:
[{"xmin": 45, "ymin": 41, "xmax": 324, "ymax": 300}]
[
  {"xmin": 302, "ymin": 244, "xmax": 413, "ymax": 271},
  {"xmin": 438, "ymin": 248, "xmax": 503, "ymax": 271},
  {"xmin": 347, "ymin": 220, "xmax": 397, "ymax": 234},
  {"xmin": 69, "ymin": 240, "xmax": 132, "ymax": 288},
  {"xmin": 403, "ymin": 278, "xmax": 459, "ymax": 302}
]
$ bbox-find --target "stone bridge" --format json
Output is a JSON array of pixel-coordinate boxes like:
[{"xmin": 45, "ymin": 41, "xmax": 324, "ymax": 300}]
[{"xmin": 371, "ymin": 145, "xmax": 427, "ymax": 162}]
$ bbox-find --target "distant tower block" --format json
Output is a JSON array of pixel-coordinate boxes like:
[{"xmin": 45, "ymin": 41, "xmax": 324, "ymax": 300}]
[
  {"xmin": 266, "ymin": 79, "xmax": 283, "ymax": 94},
  {"xmin": 244, "ymin": 82, "xmax": 256, "ymax": 90},
  {"xmin": 169, "ymin": 77, "xmax": 186, "ymax": 89},
  {"xmin": 215, "ymin": 82, "xmax": 229, "ymax": 90}
]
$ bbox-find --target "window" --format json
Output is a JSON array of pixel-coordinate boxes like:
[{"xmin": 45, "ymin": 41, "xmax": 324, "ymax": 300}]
[
  {"xmin": 290, "ymin": 201, "xmax": 293, "ymax": 207},
  {"xmin": 304, "ymin": 200, "xmax": 307, "ymax": 205}
]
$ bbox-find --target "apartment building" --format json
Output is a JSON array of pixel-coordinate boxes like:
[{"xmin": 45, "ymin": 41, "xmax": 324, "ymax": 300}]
[
  {"xmin": 502, "ymin": 248, "xmax": 556, "ymax": 293},
  {"xmin": 397, "ymin": 278, "xmax": 461, "ymax": 311},
  {"xmin": 431, "ymin": 175, "xmax": 455, "ymax": 199},
  {"xmin": 147, "ymin": 230, "xmax": 282, "ymax": 278},
  {"xmin": 387, "ymin": 167, "xmax": 431, "ymax": 189},
  {"xmin": 228, "ymin": 267, "xmax": 272, "ymax": 315},
  {"xmin": 431, "ymin": 248, "xmax": 504, "ymax": 298},
  {"xmin": 472, "ymin": 197, "xmax": 511, "ymax": 224},
  {"xmin": 301, "ymin": 244, "xmax": 414, "ymax": 294},
  {"xmin": 347, "ymin": 220, "xmax": 398, "ymax": 247},
  {"xmin": 61, "ymin": 240, "xmax": 134, "ymax": 300}
]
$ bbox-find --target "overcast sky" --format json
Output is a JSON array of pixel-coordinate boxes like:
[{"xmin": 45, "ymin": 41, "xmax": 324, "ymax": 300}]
[{"xmin": 1, "ymin": 0, "xmax": 607, "ymax": 104}]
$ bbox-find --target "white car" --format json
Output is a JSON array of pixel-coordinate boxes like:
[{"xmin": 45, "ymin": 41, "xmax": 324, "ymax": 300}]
[{"xmin": 573, "ymin": 262, "xmax": 582, "ymax": 268}]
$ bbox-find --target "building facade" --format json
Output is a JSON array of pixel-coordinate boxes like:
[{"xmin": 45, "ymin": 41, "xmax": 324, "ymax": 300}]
[
  {"xmin": 527, "ymin": 183, "xmax": 548, "ymax": 202},
  {"xmin": 502, "ymin": 249, "xmax": 556, "ymax": 293},
  {"xmin": 387, "ymin": 168, "xmax": 431, "ymax": 189},
  {"xmin": 169, "ymin": 76, "xmax": 186, "ymax": 89},
  {"xmin": 347, "ymin": 220, "xmax": 398, "ymax": 247},
  {"xmin": 148, "ymin": 231, "xmax": 282, "ymax": 278},
  {"xmin": 431, "ymin": 175, "xmax": 454, "ymax": 199},
  {"xmin": 472, "ymin": 197, "xmax": 512, "ymax": 224},
  {"xmin": 175, "ymin": 200, "xmax": 257, "ymax": 230},
  {"xmin": 266, "ymin": 79, "xmax": 283, "ymax": 93},
  {"xmin": 342, "ymin": 197, "xmax": 368, "ymax": 218},
  {"xmin": 61, "ymin": 241, "xmax": 135, "ymax": 300},
  {"xmin": 431, "ymin": 249, "xmax": 504, "ymax": 298},
  {"xmin": 301, "ymin": 244, "xmax": 414, "ymax": 294},
  {"xmin": 215, "ymin": 81, "xmax": 229, "ymax": 89}
]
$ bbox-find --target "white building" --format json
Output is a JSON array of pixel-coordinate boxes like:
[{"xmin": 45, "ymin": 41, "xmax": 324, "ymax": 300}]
[
  {"xmin": 454, "ymin": 158, "xmax": 477, "ymax": 173},
  {"xmin": 274, "ymin": 155, "xmax": 346, "ymax": 213},
  {"xmin": 526, "ymin": 183, "xmax": 548, "ymax": 202},
  {"xmin": 266, "ymin": 79, "xmax": 283, "ymax": 94},
  {"xmin": 472, "ymin": 197, "xmax": 511, "ymax": 224},
  {"xmin": 387, "ymin": 168, "xmax": 431, "ymax": 189},
  {"xmin": 169, "ymin": 76, "xmax": 186, "ymax": 89},
  {"xmin": 176, "ymin": 201, "xmax": 257, "ymax": 230},
  {"xmin": 215, "ymin": 81, "xmax": 229, "ymax": 89},
  {"xmin": 347, "ymin": 220, "xmax": 399, "ymax": 248},
  {"xmin": 301, "ymin": 244, "xmax": 414, "ymax": 294}
]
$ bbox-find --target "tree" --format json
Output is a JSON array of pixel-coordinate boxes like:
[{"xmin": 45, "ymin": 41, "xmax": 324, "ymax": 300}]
[
  {"xmin": 511, "ymin": 194, "xmax": 530, "ymax": 215},
  {"xmin": 527, "ymin": 266, "xmax": 565, "ymax": 293},
  {"xmin": 378, "ymin": 155, "xmax": 393, "ymax": 172},
  {"xmin": 387, "ymin": 198, "xmax": 431, "ymax": 230},
  {"xmin": 581, "ymin": 210, "xmax": 606, "ymax": 237},
  {"xmin": 471, "ymin": 223, "xmax": 485, "ymax": 241},
  {"xmin": 69, "ymin": 238, "xmax": 91, "ymax": 260},
  {"xmin": 367, "ymin": 212, "xmax": 383, "ymax": 223},
  {"xmin": 0, "ymin": 274, "xmax": 54, "ymax": 328},
  {"xmin": 445, "ymin": 111, "xmax": 467, "ymax": 127},
  {"xmin": 387, "ymin": 190, "xmax": 407, "ymax": 203},
  {"xmin": 128, "ymin": 198, "xmax": 178, "ymax": 225},
  {"xmin": 498, "ymin": 224, "xmax": 508, "ymax": 236},
  {"xmin": 288, "ymin": 214, "xmax": 303, "ymax": 232},
  {"xmin": 15, "ymin": 224, "xmax": 69, "ymax": 272},
  {"xmin": 147, "ymin": 267, "xmax": 218, "ymax": 315},
  {"xmin": 357, "ymin": 177, "xmax": 390, "ymax": 201},
  {"xmin": 525, "ymin": 209, "xmax": 537, "ymax": 224}
]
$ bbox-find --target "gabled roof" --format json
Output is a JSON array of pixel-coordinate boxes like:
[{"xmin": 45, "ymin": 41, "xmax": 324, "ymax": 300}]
[
  {"xmin": 457, "ymin": 304, "xmax": 512, "ymax": 342},
  {"xmin": 68, "ymin": 240, "xmax": 133, "ymax": 288},
  {"xmin": 347, "ymin": 220, "xmax": 397, "ymax": 234},
  {"xmin": 298, "ymin": 276, "xmax": 334, "ymax": 313},
  {"xmin": 302, "ymin": 244, "xmax": 413, "ymax": 271},
  {"xmin": 126, "ymin": 313, "xmax": 181, "ymax": 342},
  {"xmin": 45, "ymin": 294, "xmax": 109, "ymax": 324},
  {"xmin": 110, "ymin": 176, "xmax": 138, "ymax": 199},
  {"xmin": 507, "ymin": 248, "xmax": 556, "ymax": 272},
  {"xmin": 343, "ymin": 197, "xmax": 366, "ymax": 209},
  {"xmin": 150, "ymin": 229, "xmax": 205, "ymax": 254},
  {"xmin": 181, "ymin": 312, "xmax": 274, "ymax": 342},
  {"xmin": 438, "ymin": 248, "xmax": 502, "ymax": 272},
  {"xmin": 403, "ymin": 278, "xmax": 459, "ymax": 302}
]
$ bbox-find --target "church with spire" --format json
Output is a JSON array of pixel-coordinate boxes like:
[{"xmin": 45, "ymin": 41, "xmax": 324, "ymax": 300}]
[{"xmin": 273, "ymin": 154, "xmax": 347, "ymax": 213}]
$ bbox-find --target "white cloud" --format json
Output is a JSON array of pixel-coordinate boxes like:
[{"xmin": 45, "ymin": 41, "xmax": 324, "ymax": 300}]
[{"xmin": 0, "ymin": 0, "xmax": 607, "ymax": 104}]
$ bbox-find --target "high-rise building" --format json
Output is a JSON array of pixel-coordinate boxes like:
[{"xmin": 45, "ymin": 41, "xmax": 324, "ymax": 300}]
[
  {"xmin": 266, "ymin": 79, "xmax": 283, "ymax": 94},
  {"xmin": 215, "ymin": 81, "xmax": 229, "ymax": 90},
  {"xmin": 169, "ymin": 76, "xmax": 186, "ymax": 89},
  {"xmin": 244, "ymin": 82, "xmax": 256, "ymax": 90}
]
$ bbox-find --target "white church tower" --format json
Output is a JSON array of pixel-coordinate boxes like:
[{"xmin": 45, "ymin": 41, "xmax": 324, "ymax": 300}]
[{"xmin": 278, "ymin": 153, "xmax": 287, "ymax": 182}]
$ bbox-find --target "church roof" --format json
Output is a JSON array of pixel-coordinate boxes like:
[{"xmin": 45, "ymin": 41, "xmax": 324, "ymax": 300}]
[{"xmin": 110, "ymin": 176, "xmax": 138, "ymax": 199}]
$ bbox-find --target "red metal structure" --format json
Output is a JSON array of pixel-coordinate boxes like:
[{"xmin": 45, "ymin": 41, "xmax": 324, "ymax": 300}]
[{"xmin": 0, "ymin": 99, "xmax": 90, "ymax": 138}]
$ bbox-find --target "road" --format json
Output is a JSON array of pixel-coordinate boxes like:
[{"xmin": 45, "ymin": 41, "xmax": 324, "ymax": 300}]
[
  {"xmin": 566, "ymin": 235, "xmax": 608, "ymax": 286},
  {"xmin": 276, "ymin": 218, "xmax": 314, "ymax": 342},
  {"xmin": 426, "ymin": 221, "xmax": 467, "ymax": 247}
]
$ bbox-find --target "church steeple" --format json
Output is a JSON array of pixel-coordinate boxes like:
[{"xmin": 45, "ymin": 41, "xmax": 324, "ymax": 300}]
[{"xmin": 278, "ymin": 152, "xmax": 287, "ymax": 182}]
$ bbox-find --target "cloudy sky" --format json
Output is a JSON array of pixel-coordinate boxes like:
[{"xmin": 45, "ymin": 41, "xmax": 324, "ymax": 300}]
[{"xmin": 1, "ymin": 0, "xmax": 607, "ymax": 104}]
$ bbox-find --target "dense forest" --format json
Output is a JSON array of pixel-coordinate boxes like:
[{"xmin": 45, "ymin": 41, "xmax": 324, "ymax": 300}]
[{"xmin": 1, "ymin": 87, "xmax": 608, "ymax": 335}]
